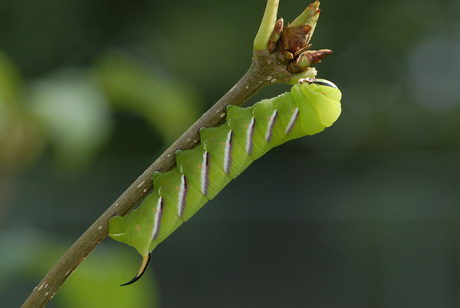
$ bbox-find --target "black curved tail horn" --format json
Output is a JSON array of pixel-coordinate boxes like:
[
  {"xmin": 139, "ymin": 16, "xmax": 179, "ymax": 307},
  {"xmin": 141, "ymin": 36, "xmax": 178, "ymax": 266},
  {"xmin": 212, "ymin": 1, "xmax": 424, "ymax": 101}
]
[{"xmin": 120, "ymin": 253, "xmax": 151, "ymax": 286}]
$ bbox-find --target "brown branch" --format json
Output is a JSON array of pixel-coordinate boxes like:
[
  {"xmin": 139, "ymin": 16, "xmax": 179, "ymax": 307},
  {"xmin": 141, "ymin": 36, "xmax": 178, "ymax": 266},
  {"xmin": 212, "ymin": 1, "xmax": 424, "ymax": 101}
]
[{"xmin": 20, "ymin": 50, "xmax": 294, "ymax": 308}]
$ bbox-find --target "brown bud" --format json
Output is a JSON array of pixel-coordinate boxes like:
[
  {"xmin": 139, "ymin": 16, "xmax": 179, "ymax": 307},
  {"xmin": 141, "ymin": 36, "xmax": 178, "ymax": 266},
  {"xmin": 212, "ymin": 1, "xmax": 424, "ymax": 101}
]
[
  {"xmin": 305, "ymin": 49, "xmax": 332, "ymax": 65},
  {"xmin": 268, "ymin": 18, "xmax": 284, "ymax": 53},
  {"xmin": 288, "ymin": 49, "xmax": 332, "ymax": 73},
  {"xmin": 281, "ymin": 24, "xmax": 312, "ymax": 56}
]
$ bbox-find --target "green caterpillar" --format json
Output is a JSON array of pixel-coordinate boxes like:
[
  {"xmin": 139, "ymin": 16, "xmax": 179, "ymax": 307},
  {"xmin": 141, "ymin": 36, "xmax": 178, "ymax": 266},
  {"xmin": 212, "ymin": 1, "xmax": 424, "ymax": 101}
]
[{"xmin": 108, "ymin": 78, "xmax": 342, "ymax": 285}]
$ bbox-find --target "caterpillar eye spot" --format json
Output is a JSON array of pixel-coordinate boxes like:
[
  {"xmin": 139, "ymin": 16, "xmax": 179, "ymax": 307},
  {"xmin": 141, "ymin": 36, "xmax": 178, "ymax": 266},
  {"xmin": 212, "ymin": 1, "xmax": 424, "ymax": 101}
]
[{"xmin": 136, "ymin": 224, "xmax": 141, "ymax": 231}]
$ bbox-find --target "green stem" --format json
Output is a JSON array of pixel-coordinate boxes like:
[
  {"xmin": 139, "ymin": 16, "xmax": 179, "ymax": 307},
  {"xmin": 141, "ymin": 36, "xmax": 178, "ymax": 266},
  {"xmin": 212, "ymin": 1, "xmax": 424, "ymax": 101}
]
[{"xmin": 253, "ymin": 0, "xmax": 279, "ymax": 51}]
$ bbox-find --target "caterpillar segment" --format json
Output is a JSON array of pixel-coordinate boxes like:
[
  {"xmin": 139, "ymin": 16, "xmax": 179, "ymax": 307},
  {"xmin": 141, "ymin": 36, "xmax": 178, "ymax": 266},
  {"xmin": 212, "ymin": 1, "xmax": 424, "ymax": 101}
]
[{"xmin": 108, "ymin": 78, "xmax": 342, "ymax": 285}]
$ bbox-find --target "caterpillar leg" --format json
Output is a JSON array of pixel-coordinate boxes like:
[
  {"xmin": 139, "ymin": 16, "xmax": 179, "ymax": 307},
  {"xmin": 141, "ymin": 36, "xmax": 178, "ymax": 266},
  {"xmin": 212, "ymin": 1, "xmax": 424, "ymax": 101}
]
[{"xmin": 120, "ymin": 253, "xmax": 151, "ymax": 286}]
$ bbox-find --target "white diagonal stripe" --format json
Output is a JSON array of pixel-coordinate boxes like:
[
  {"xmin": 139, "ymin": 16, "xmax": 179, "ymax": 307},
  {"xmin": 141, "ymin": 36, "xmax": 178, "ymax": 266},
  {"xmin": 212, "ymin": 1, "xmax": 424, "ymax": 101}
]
[
  {"xmin": 200, "ymin": 151, "xmax": 209, "ymax": 196},
  {"xmin": 152, "ymin": 197, "xmax": 163, "ymax": 240},
  {"xmin": 285, "ymin": 107, "xmax": 299, "ymax": 134},
  {"xmin": 246, "ymin": 117, "xmax": 255, "ymax": 155},
  {"xmin": 177, "ymin": 175, "xmax": 187, "ymax": 217},
  {"xmin": 265, "ymin": 109, "xmax": 278, "ymax": 142},
  {"xmin": 223, "ymin": 130, "xmax": 233, "ymax": 174}
]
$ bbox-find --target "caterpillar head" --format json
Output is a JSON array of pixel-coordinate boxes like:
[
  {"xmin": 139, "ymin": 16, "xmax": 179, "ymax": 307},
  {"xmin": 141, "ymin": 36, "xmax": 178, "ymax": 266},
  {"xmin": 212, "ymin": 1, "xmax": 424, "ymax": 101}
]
[{"xmin": 292, "ymin": 78, "xmax": 342, "ymax": 131}]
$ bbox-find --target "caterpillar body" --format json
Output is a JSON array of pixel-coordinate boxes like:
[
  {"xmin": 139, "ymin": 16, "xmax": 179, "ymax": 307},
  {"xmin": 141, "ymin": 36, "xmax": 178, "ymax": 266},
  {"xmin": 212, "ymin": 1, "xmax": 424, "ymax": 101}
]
[{"xmin": 108, "ymin": 78, "xmax": 342, "ymax": 285}]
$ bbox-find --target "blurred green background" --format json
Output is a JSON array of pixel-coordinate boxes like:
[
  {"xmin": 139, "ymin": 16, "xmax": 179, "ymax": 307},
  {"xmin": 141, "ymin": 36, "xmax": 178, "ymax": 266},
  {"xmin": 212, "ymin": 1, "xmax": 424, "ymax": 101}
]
[{"xmin": 1, "ymin": 0, "xmax": 460, "ymax": 307}]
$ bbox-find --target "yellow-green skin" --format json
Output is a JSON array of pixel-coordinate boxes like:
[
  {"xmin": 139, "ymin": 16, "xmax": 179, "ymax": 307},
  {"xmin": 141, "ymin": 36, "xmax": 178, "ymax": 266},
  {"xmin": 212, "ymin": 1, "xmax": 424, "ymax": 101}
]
[{"xmin": 109, "ymin": 79, "xmax": 341, "ymax": 263}]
